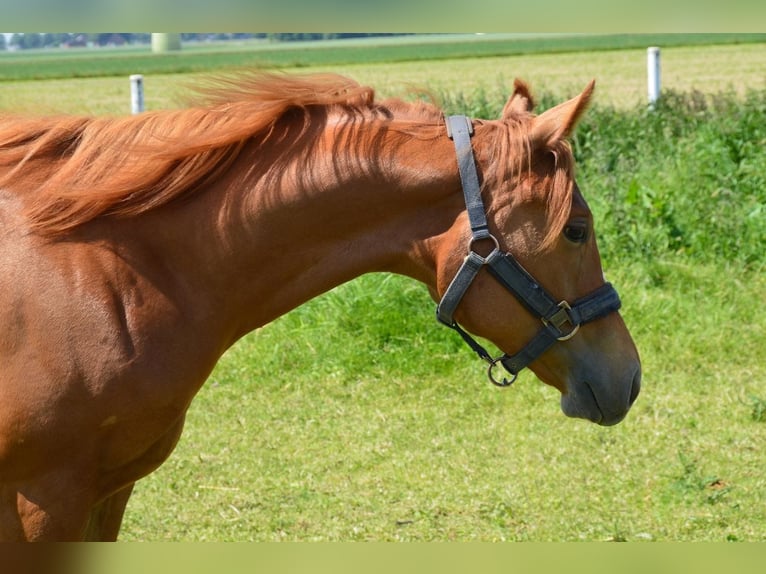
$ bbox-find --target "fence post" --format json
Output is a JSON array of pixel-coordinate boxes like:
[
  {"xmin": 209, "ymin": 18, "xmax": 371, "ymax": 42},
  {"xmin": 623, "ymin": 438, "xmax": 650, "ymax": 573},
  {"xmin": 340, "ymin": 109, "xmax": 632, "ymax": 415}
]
[
  {"xmin": 130, "ymin": 74, "xmax": 144, "ymax": 114},
  {"xmin": 647, "ymin": 47, "xmax": 660, "ymax": 109}
]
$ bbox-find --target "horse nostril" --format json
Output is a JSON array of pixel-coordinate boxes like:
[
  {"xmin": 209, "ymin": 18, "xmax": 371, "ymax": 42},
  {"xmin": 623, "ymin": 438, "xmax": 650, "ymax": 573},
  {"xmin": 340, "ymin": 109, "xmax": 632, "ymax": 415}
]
[{"xmin": 629, "ymin": 367, "xmax": 641, "ymax": 406}]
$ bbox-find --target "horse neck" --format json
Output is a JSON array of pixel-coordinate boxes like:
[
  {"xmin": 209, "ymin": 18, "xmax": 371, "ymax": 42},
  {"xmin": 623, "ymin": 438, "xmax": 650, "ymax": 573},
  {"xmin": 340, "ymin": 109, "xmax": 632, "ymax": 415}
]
[{"xmin": 142, "ymin": 117, "xmax": 466, "ymax": 344}]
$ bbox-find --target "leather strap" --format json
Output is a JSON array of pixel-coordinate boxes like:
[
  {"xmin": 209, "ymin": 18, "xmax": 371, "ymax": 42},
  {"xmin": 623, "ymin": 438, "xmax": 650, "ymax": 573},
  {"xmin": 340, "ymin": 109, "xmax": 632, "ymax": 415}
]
[
  {"xmin": 436, "ymin": 251, "xmax": 485, "ymax": 326},
  {"xmin": 446, "ymin": 115, "xmax": 491, "ymax": 242}
]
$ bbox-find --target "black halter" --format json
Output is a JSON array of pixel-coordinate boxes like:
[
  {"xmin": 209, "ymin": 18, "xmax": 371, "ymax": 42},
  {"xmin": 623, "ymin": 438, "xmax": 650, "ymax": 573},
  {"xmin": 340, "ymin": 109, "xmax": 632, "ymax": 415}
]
[{"xmin": 436, "ymin": 115, "xmax": 622, "ymax": 387}]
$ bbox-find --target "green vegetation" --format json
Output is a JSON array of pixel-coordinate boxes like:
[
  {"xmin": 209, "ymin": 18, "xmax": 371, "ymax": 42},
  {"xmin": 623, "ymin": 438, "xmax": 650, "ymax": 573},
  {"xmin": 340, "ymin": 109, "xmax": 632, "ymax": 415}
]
[
  {"xmin": 578, "ymin": 90, "xmax": 766, "ymax": 269},
  {"xmin": 2, "ymin": 36, "xmax": 764, "ymax": 540},
  {"xmin": 122, "ymin": 261, "xmax": 766, "ymax": 541},
  {"xmin": 1, "ymin": 33, "xmax": 764, "ymax": 82}
]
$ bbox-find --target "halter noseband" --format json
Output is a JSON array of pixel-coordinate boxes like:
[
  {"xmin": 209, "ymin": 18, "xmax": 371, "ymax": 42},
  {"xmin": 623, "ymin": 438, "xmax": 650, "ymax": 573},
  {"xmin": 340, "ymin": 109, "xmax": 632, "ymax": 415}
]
[{"xmin": 436, "ymin": 115, "xmax": 622, "ymax": 387}]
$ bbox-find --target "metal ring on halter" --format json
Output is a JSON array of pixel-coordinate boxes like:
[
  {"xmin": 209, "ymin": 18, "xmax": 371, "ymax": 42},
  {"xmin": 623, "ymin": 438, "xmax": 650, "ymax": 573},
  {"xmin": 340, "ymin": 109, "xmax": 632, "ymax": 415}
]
[
  {"xmin": 556, "ymin": 323, "xmax": 580, "ymax": 342},
  {"xmin": 468, "ymin": 233, "xmax": 500, "ymax": 258},
  {"xmin": 487, "ymin": 356, "xmax": 517, "ymax": 387}
]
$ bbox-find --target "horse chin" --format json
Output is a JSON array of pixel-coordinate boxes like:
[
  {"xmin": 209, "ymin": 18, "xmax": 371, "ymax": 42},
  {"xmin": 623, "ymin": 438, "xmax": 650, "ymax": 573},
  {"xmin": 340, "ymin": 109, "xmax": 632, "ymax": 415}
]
[
  {"xmin": 559, "ymin": 378, "xmax": 634, "ymax": 427},
  {"xmin": 560, "ymin": 383, "xmax": 606, "ymax": 425}
]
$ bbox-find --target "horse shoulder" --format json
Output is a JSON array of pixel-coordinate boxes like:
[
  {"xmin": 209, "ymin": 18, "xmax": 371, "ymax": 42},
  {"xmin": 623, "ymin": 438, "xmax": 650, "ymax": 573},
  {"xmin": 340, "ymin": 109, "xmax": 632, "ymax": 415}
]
[{"xmin": 0, "ymin": 233, "xmax": 217, "ymax": 481}]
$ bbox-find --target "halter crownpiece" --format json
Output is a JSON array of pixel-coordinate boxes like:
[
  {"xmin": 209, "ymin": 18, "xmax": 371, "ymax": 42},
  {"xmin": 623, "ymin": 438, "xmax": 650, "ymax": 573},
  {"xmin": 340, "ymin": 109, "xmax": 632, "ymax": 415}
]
[{"xmin": 436, "ymin": 115, "xmax": 622, "ymax": 387}]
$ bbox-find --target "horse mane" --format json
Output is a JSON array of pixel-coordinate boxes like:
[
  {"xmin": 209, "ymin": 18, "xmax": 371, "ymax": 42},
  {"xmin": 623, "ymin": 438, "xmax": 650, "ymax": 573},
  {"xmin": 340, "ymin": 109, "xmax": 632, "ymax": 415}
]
[
  {"xmin": 0, "ymin": 71, "xmax": 573, "ymax": 243},
  {"xmin": 0, "ymin": 72, "xmax": 390, "ymax": 233}
]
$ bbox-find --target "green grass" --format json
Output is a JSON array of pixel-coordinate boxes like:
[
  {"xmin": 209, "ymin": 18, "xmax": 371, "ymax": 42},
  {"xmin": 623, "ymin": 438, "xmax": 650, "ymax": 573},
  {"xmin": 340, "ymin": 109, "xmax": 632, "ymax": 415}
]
[
  {"xmin": 2, "ymin": 36, "xmax": 765, "ymax": 540},
  {"xmin": 2, "ymin": 33, "xmax": 765, "ymax": 82},
  {"xmin": 2, "ymin": 42, "xmax": 764, "ymax": 115},
  {"xmin": 120, "ymin": 263, "xmax": 766, "ymax": 541}
]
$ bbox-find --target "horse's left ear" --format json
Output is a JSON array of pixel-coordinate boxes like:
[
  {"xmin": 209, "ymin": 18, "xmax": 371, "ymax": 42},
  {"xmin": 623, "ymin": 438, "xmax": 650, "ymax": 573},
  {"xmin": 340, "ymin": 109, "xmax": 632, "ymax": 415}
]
[
  {"xmin": 502, "ymin": 78, "xmax": 536, "ymax": 117},
  {"xmin": 530, "ymin": 79, "xmax": 595, "ymax": 148}
]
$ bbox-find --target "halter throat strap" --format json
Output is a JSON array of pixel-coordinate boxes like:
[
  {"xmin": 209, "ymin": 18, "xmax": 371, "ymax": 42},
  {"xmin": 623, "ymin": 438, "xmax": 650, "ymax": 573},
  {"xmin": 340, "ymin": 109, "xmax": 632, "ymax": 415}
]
[{"xmin": 436, "ymin": 115, "xmax": 622, "ymax": 387}]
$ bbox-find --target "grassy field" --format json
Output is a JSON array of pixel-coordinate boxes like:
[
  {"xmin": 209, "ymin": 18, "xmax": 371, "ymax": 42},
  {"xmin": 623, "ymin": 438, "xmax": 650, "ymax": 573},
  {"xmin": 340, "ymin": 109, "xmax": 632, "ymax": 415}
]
[
  {"xmin": 2, "ymin": 34, "xmax": 764, "ymax": 82},
  {"xmin": 1, "ymin": 36, "xmax": 765, "ymax": 541},
  {"xmin": 1, "ymin": 36, "xmax": 766, "ymax": 113},
  {"xmin": 120, "ymin": 264, "xmax": 766, "ymax": 541}
]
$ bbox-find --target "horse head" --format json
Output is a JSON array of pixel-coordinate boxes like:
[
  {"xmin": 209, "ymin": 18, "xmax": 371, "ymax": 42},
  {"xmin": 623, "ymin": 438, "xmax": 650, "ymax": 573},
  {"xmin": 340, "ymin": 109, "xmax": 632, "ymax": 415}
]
[{"xmin": 434, "ymin": 80, "xmax": 641, "ymax": 426}]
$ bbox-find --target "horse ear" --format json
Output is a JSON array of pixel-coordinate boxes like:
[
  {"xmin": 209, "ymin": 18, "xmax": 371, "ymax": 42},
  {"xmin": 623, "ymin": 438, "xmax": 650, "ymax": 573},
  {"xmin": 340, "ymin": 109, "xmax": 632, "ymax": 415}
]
[
  {"xmin": 502, "ymin": 78, "xmax": 536, "ymax": 117},
  {"xmin": 530, "ymin": 79, "xmax": 595, "ymax": 148}
]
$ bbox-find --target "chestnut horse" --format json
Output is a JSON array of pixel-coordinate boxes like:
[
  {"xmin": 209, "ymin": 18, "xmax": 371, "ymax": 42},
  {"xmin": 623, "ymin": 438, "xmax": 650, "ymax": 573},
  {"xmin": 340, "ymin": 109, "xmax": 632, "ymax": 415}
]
[{"xmin": 0, "ymin": 72, "xmax": 640, "ymax": 541}]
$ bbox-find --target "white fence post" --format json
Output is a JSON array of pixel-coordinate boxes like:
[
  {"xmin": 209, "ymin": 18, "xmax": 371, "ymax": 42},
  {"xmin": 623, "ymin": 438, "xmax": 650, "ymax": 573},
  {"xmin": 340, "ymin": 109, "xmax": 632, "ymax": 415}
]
[
  {"xmin": 647, "ymin": 47, "xmax": 661, "ymax": 109},
  {"xmin": 130, "ymin": 74, "xmax": 144, "ymax": 114}
]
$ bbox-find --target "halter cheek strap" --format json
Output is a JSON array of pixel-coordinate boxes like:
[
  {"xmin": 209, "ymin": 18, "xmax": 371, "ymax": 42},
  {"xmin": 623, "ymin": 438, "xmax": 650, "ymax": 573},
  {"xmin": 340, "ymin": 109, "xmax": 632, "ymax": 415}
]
[{"xmin": 436, "ymin": 115, "xmax": 622, "ymax": 387}]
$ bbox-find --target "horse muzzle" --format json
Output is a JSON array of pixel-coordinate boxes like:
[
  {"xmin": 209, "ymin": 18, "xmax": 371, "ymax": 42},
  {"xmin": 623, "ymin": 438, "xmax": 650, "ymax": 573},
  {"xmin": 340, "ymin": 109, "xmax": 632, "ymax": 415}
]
[{"xmin": 560, "ymin": 362, "xmax": 642, "ymax": 426}]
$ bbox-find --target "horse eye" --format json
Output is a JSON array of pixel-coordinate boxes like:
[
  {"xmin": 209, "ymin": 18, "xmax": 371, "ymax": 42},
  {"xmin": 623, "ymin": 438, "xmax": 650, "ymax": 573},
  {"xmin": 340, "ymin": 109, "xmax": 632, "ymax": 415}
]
[{"xmin": 563, "ymin": 222, "xmax": 589, "ymax": 244}]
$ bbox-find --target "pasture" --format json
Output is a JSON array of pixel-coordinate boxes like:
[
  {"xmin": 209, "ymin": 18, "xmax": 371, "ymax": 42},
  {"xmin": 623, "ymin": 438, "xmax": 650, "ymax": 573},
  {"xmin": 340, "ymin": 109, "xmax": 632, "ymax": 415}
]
[{"xmin": 2, "ymin": 36, "xmax": 765, "ymax": 541}]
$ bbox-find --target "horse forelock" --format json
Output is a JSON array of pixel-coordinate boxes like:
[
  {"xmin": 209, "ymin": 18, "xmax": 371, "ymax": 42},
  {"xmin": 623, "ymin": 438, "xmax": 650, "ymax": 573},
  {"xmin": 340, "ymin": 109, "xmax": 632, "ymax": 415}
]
[
  {"xmin": 0, "ymin": 72, "xmax": 442, "ymax": 234},
  {"xmin": 541, "ymin": 140, "xmax": 576, "ymax": 251},
  {"xmin": 482, "ymin": 115, "xmax": 574, "ymax": 253}
]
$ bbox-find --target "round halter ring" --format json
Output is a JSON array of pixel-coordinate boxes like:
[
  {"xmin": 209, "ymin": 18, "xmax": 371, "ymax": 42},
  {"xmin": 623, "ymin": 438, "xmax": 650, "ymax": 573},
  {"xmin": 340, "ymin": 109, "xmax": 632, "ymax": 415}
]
[
  {"xmin": 469, "ymin": 233, "xmax": 500, "ymax": 258},
  {"xmin": 556, "ymin": 323, "xmax": 580, "ymax": 342},
  {"xmin": 487, "ymin": 356, "xmax": 517, "ymax": 387}
]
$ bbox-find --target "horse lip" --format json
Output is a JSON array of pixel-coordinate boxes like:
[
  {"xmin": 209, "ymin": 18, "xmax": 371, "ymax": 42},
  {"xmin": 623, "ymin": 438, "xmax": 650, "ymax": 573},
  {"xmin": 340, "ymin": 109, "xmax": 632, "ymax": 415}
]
[
  {"xmin": 561, "ymin": 380, "xmax": 599, "ymax": 424},
  {"xmin": 561, "ymin": 379, "xmax": 629, "ymax": 426}
]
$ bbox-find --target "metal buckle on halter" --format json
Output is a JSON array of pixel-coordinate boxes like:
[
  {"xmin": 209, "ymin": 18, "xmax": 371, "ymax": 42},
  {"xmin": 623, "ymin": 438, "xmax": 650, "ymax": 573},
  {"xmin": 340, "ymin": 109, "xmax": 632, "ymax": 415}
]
[{"xmin": 543, "ymin": 301, "xmax": 580, "ymax": 342}]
